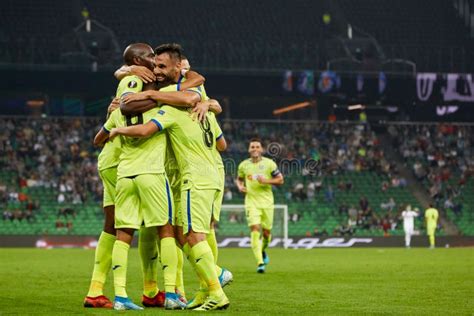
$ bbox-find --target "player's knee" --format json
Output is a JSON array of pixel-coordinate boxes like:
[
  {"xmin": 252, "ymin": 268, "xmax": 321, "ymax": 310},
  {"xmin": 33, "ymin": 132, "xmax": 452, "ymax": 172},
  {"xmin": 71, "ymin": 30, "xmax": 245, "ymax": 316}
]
[
  {"xmin": 158, "ymin": 223, "xmax": 175, "ymax": 239},
  {"xmin": 103, "ymin": 205, "xmax": 116, "ymax": 235}
]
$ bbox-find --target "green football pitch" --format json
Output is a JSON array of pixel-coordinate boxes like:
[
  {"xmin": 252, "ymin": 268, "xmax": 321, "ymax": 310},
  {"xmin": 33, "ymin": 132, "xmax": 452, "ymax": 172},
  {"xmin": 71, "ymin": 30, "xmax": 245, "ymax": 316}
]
[{"xmin": 0, "ymin": 248, "xmax": 472, "ymax": 315}]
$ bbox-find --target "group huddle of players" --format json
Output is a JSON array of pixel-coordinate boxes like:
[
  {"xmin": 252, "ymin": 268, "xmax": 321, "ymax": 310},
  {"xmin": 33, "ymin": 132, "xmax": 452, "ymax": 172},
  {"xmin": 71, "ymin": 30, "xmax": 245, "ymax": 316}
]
[{"xmin": 84, "ymin": 43, "xmax": 284, "ymax": 311}]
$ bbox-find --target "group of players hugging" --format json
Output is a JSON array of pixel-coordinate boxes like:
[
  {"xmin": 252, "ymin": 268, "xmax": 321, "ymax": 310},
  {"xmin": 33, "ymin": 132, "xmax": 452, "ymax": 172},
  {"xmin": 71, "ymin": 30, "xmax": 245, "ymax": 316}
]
[{"xmin": 84, "ymin": 43, "xmax": 284, "ymax": 311}]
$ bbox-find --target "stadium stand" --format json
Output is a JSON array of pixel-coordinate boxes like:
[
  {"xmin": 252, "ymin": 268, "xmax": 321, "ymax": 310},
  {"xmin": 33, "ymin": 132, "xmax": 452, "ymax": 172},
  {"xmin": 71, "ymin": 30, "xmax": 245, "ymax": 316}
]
[
  {"xmin": 1, "ymin": 0, "xmax": 472, "ymax": 72},
  {"xmin": 387, "ymin": 123, "xmax": 474, "ymax": 235},
  {"xmin": 3, "ymin": 117, "xmax": 471, "ymax": 237}
]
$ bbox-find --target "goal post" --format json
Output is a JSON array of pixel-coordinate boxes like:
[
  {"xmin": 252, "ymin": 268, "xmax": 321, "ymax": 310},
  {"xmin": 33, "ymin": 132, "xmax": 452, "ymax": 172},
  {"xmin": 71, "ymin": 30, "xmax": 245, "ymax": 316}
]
[{"xmin": 217, "ymin": 204, "xmax": 289, "ymax": 249}]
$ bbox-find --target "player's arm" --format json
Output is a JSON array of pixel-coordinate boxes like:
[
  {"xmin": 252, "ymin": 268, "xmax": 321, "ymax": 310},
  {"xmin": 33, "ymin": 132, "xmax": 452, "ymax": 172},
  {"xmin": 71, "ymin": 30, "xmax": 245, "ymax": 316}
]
[
  {"xmin": 216, "ymin": 134, "xmax": 227, "ymax": 151},
  {"xmin": 235, "ymin": 177, "xmax": 247, "ymax": 193},
  {"xmin": 179, "ymin": 70, "xmax": 205, "ymax": 90},
  {"xmin": 114, "ymin": 65, "xmax": 156, "ymax": 83},
  {"xmin": 122, "ymin": 90, "xmax": 201, "ymax": 108},
  {"xmin": 260, "ymin": 173, "xmax": 284, "ymax": 185},
  {"xmin": 208, "ymin": 99, "xmax": 222, "ymax": 115},
  {"xmin": 236, "ymin": 163, "xmax": 247, "ymax": 193},
  {"xmin": 118, "ymin": 78, "xmax": 157, "ymax": 116},
  {"xmin": 109, "ymin": 120, "xmax": 160, "ymax": 139},
  {"xmin": 93, "ymin": 127, "xmax": 109, "ymax": 147}
]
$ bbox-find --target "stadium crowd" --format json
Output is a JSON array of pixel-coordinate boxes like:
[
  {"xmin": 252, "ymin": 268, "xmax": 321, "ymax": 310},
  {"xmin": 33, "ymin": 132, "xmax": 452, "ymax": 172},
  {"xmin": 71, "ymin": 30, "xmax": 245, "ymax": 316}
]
[
  {"xmin": 388, "ymin": 124, "xmax": 473, "ymax": 215},
  {"xmin": 0, "ymin": 117, "xmax": 472, "ymax": 235}
]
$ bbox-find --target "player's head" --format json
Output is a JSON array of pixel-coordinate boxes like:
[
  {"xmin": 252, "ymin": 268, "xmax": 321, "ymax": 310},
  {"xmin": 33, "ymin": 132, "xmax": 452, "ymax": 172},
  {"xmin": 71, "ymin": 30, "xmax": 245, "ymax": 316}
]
[
  {"xmin": 180, "ymin": 55, "xmax": 191, "ymax": 72},
  {"xmin": 123, "ymin": 43, "xmax": 156, "ymax": 70},
  {"xmin": 248, "ymin": 138, "xmax": 264, "ymax": 158},
  {"xmin": 406, "ymin": 204, "xmax": 412, "ymax": 211},
  {"xmin": 428, "ymin": 203, "xmax": 433, "ymax": 208},
  {"xmin": 154, "ymin": 43, "xmax": 183, "ymax": 83}
]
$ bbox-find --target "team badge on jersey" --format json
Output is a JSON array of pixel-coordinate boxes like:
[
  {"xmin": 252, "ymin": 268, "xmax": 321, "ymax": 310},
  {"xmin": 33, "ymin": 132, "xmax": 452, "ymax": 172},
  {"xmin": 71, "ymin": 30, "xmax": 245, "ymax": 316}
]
[
  {"xmin": 128, "ymin": 80, "xmax": 137, "ymax": 88},
  {"xmin": 158, "ymin": 110, "xmax": 165, "ymax": 115}
]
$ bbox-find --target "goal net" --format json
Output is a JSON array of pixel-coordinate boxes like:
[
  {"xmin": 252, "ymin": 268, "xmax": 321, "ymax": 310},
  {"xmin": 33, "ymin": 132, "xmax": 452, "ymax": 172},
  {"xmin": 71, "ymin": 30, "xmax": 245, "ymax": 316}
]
[{"xmin": 217, "ymin": 204, "xmax": 289, "ymax": 248}]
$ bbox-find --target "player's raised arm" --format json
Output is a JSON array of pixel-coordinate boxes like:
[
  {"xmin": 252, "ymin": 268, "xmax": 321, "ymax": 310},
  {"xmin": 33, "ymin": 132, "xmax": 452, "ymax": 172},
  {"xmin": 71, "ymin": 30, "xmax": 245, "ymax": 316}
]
[
  {"xmin": 114, "ymin": 64, "xmax": 156, "ymax": 83},
  {"xmin": 122, "ymin": 89, "xmax": 200, "ymax": 108},
  {"xmin": 179, "ymin": 70, "xmax": 205, "ymax": 90}
]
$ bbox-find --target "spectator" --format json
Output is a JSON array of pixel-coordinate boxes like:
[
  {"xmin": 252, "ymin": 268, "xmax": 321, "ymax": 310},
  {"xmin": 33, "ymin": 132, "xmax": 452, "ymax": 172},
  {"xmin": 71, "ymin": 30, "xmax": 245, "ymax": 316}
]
[{"xmin": 359, "ymin": 196, "xmax": 369, "ymax": 211}]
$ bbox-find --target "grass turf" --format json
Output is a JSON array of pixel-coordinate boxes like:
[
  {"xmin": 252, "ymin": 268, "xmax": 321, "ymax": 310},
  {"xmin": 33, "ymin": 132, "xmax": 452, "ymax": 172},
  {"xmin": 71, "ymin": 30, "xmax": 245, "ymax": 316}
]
[{"xmin": 0, "ymin": 248, "xmax": 472, "ymax": 315}]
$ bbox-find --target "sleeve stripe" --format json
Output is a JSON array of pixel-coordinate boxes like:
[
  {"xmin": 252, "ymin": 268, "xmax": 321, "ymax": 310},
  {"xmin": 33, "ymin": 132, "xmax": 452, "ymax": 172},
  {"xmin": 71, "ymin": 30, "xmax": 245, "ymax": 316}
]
[
  {"xmin": 150, "ymin": 119, "xmax": 163, "ymax": 131},
  {"xmin": 216, "ymin": 133, "xmax": 224, "ymax": 140},
  {"xmin": 120, "ymin": 91, "xmax": 133, "ymax": 98},
  {"xmin": 271, "ymin": 169, "xmax": 281, "ymax": 177},
  {"xmin": 102, "ymin": 126, "xmax": 110, "ymax": 134},
  {"xmin": 186, "ymin": 89, "xmax": 202, "ymax": 99},
  {"xmin": 177, "ymin": 74, "xmax": 184, "ymax": 91}
]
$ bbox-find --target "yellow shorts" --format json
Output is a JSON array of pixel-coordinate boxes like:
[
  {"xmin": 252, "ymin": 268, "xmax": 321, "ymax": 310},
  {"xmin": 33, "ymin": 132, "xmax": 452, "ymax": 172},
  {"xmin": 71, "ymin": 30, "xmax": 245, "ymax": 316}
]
[
  {"xmin": 246, "ymin": 205, "xmax": 274, "ymax": 230},
  {"xmin": 181, "ymin": 187, "xmax": 219, "ymax": 234},
  {"xmin": 99, "ymin": 167, "xmax": 117, "ymax": 208},
  {"xmin": 115, "ymin": 173, "xmax": 174, "ymax": 230},
  {"xmin": 212, "ymin": 168, "xmax": 225, "ymax": 222},
  {"xmin": 427, "ymin": 225, "xmax": 436, "ymax": 236}
]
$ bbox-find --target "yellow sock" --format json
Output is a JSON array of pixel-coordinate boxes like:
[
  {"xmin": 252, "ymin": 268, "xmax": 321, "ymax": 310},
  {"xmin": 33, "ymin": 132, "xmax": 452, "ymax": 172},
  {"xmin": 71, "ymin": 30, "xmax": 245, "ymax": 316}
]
[
  {"xmin": 429, "ymin": 235, "xmax": 435, "ymax": 247},
  {"xmin": 207, "ymin": 229, "xmax": 218, "ymax": 263},
  {"xmin": 160, "ymin": 237, "xmax": 178, "ymax": 293},
  {"xmin": 251, "ymin": 231, "xmax": 263, "ymax": 265},
  {"xmin": 207, "ymin": 229, "xmax": 223, "ymax": 278},
  {"xmin": 262, "ymin": 234, "xmax": 271, "ymax": 252},
  {"xmin": 87, "ymin": 231, "xmax": 116, "ymax": 297},
  {"xmin": 183, "ymin": 243, "xmax": 207, "ymax": 290},
  {"xmin": 176, "ymin": 247, "xmax": 185, "ymax": 296},
  {"xmin": 191, "ymin": 241, "xmax": 223, "ymax": 297},
  {"xmin": 112, "ymin": 240, "xmax": 130, "ymax": 298},
  {"xmin": 138, "ymin": 226, "xmax": 159, "ymax": 297}
]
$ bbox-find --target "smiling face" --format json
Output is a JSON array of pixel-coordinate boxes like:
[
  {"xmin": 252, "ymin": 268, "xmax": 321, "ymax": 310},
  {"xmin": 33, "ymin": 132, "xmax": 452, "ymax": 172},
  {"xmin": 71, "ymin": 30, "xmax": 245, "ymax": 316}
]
[
  {"xmin": 248, "ymin": 141, "xmax": 263, "ymax": 159},
  {"xmin": 154, "ymin": 52, "xmax": 181, "ymax": 83}
]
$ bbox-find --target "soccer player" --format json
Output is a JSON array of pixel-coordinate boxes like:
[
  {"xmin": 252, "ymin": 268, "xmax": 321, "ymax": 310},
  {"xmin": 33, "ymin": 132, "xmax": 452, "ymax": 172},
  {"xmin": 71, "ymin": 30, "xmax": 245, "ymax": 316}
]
[
  {"xmin": 401, "ymin": 205, "xmax": 418, "ymax": 248},
  {"xmin": 94, "ymin": 43, "xmax": 201, "ymax": 310},
  {"xmin": 425, "ymin": 204, "xmax": 439, "ymax": 249},
  {"xmin": 116, "ymin": 48, "xmax": 228, "ymax": 297},
  {"xmin": 236, "ymin": 139, "xmax": 284, "ymax": 273},
  {"xmin": 83, "ymin": 98, "xmax": 120, "ymax": 309},
  {"xmin": 108, "ymin": 44, "xmax": 230, "ymax": 311}
]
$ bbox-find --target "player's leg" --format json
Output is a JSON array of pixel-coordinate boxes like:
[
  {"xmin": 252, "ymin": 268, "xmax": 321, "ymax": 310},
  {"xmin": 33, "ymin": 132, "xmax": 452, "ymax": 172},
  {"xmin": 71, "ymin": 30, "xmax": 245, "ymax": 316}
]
[
  {"xmin": 247, "ymin": 206, "xmax": 264, "ymax": 271},
  {"xmin": 138, "ymin": 173, "xmax": 184, "ymax": 309},
  {"xmin": 427, "ymin": 225, "xmax": 436, "ymax": 248},
  {"xmin": 208, "ymin": 189, "xmax": 233, "ymax": 286},
  {"xmin": 261, "ymin": 206, "xmax": 274, "ymax": 266},
  {"xmin": 138, "ymin": 226, "xmax": 164, "ymax": 307},
  {"xmin": 85, "ymin": 167, "xmax": 117, "ymax": 308},
  {"xmin": 404, "ymin": 229, "xmax": 410, "ymax": 247},
  {"xmin": 184, "ymin": 188, "xmax": 229, "ymax": 311},
  {"xmin": 112, "ymin": 177, "xmax": 143, "ymax": 310},
  {"xmin": 173, "ymin": 196, "xmax": 187, "ymax": 301}
]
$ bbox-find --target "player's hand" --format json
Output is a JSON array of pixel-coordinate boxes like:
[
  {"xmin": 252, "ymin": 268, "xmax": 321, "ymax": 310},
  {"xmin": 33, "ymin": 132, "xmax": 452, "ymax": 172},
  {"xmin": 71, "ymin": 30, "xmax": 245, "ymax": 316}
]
[
  {"xmin": 109, "ymin": 128, "xmax": 119, "ymax": 141},
  {"xmin": 130, "ymin": 65, "xmax": 156, "ymax": 83},
  {"xmin": 257, "ymin": 176, "xmax": 268, "ymax": 184},
  {"xmin": 192, "ymin": 101, "xmax": 210, "ymax": 122},
  {"xmin": 107, "ymin": 98, "xmax": 120, "ymax": 114},
  {"xmin": 238, "ymin": 186, "xmax": 247, "ymax": 193},
  {"xmin": 122, "ymin": 91, "xmax": 149, "ymax": 104}
]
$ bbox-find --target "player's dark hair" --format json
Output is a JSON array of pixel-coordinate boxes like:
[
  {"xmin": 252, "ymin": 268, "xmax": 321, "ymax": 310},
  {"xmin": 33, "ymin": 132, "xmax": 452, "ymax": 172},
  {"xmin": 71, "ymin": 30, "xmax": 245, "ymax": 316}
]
[
  {"xmin": 154, "ymin": 43, "xmax": 183, "ymax": 61},
  {"xmin": 181, "ymin": 54, "xmax": 187, "ymax": 60},
  {"xmin": 249, "ymin": 137, "xmax": 263, "ymax": 146}
]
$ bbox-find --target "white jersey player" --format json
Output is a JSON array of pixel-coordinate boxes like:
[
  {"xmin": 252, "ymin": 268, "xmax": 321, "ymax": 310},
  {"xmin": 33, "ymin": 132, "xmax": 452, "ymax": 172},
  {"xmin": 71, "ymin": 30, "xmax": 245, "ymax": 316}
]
[{"xmin": 401, "ymin": 205, "xmax": 419, "ymax": 247}]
